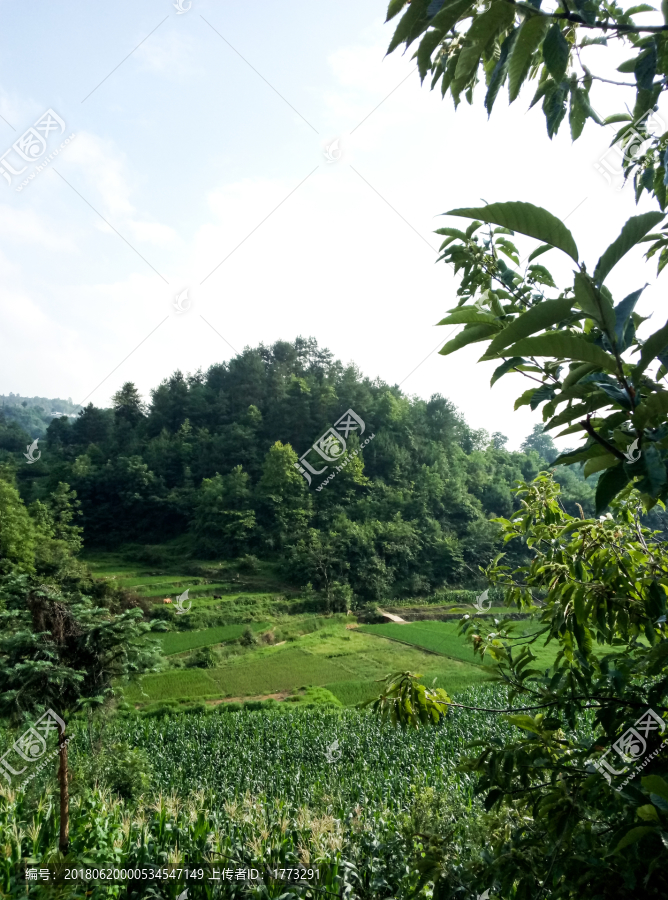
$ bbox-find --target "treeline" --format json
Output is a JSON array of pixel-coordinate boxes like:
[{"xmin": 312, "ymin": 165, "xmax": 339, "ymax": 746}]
[{"xmin": 2, "ymin": 338, "xmax": 596, "ymax": 606}]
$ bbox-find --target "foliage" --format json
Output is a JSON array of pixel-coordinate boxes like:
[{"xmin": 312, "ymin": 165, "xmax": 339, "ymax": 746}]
[
  {"xmin": 186, "ymin": 646, "xmax": 217, "ymax": 668},
  {"xmin": 435, "ymin": 200, "xmax": 668, "ymax": 511},
  {"xmin": 365, "ymin": 671, "xmax": 452, "ymax": 728},
  {"xmin": 386, "ymin": 0, "xmax": 668, "ymax": 210},
  {"xmin": 380, "ymin": 475, "xmax": 668, "ymax": 898},
  {"xmin": 6, "ymin": 341, "xmax": 601, "ymax": 604},
  {"xmin": 239, "ymin": 625, "xmax": 258, "ymax": 647},
  {"xmin": 73, "ymin": 740, "xmax": 152, "ymax": 801},
  {"xmin": 0, "ymin": 477, "xmax": 37, "ymax": 574}
]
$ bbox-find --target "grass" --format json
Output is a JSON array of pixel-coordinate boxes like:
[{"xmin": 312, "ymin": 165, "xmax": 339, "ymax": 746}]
[{"xmin": 359, "ymin": 620, "xmax": 558, "ymax": 670}]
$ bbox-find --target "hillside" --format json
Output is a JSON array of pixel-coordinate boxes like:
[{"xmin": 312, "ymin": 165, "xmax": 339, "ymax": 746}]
[{"xmin": 4, "ymin": 337, "xmax": 597, "ymax": 609}]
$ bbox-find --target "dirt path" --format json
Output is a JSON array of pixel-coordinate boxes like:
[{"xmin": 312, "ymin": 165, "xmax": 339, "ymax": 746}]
[{"xmin": 377, "ymin": 609, "xmax": 407, "ymax": 623}]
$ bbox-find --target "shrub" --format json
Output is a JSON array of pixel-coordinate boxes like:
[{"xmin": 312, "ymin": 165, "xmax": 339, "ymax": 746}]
[
  {"xmin": 186, "ymin": 646, "xmax": 217, "ymax": 668},
  {"xmin": 239, "ymin": 626, "xmax": 257, "ymax": 647},
  {"xmin": 237, "ymin": 554, "xmax": 260, "ymax": 573}
]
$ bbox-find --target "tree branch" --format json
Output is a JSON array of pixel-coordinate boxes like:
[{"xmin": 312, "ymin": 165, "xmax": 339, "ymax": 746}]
[
  {"xmin": 579, "ymin": 414, "xmax": 626, "ymax": 460},
  {"xmin": 506, "ymin": 0, "xmax": 668, "ymax": 34}
]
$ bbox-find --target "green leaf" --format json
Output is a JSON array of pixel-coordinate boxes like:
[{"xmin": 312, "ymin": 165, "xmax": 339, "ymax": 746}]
[
  {"xmin": 527, "ymin": 243, "xmax": 554, "ymax": 262},
  {"xmin": 573, "ymin": 273, "xmax": 616, "ymax": 335},
  {"xmin": 642, "ymin": 775, "xmax": 668, "ymax": 803},
  {"xmin": 543, "ymin": 78, "xmax": 569, "ymax": 137},
  {"xmin": 594, "ymin": 212, "xmax": 665, "ymax": 285},
  {"xmin": 454, "ymin": 2, "xmax": 515, "ymax": 85},
  {"xmin": 482, "ymin": 297, "xmax": 575, "ymax": 358},
  {"xmin": 617, "ymin": 58, "xmax": 638, "ymax": 74},
  {"xmin": 543, "ymin": 25, "xmax": 569, "ymax": 82},
  {"xmin": 386, "ymin": 0, "xmax": 411, "ymax": 22},
  {"xmin": 633, "ymin": 390, "xmax": 668, "ymax": 429},
  {"xmin": 387, "ymin": 0, "xmax": 429, "ymax": 53},
  {"xmin": 602, "ymin": 113, "xmax": 632, "ymax": 125},
  {"xmin": 436, "ymin": 309, "xmax": 501, "ymax": 325},
  {"xmin": 553, "ymin": 444, "xmax": 608, "ymax": 466},
  {"xmin": 638, "ymin": 443, "xmax": 667, "ymax": 497},
  {"xmin": 430, "ymin": 0, "xmax": 475, "ymax": 35},
  {"xmin": 637, "ymin": 804, "xmax": 661, "ymax": 823},
  {"xmin": 506, "ymin": 713, "xmax": 541, "ymax": 733},
  {"xmin": 490, "ymin": 356, "xmax": 526, "ymax": 386},
  {"xmin": 486, "ymin": 28, "xmax": 519, "ymax": 114},
  {"xmin": 595, "ymin": 463, "xmax": 630, "ymax": 514},
  {"xmin": 569, "ymin": 87, "xmax": 589, "ymax": 140},
  {"xmin": 633, "ymin": 318, "xmax": 668, "ymax": 377},
  {"xmin": 615, "ymin": 826, "xmax": 657, "ymax": 852},
  {"xmin": 417, "ymin": 29, "xmax": 445, "ymax": 80},
  {"xmin": 515, "ymin": 388, "xmax": 537, "ymax": 410},
  {"xmin": 562, "ymin": 362, "xmax": 599, "ymax": 388},
  {"xmin": 505, "ymin": 334, "xmax": 618, "ymax": 371},
  {"xmin": 438, "ymin": 324, "xmax": 499, "ymax": 356},
  {"xmin": 444, "ymin": 201, "xmax": 579, "ymax": 262},
  {"xmin": 583, "ymin": 453, "xmax": 617, "ymax": 477},
  {"xmin": 508, "ymin": 15, "xmax": 549, "ymax": 103},
  {"xmin": 530, "ymin": 384, "xmax": 555, "ymax": 409},
  {"xmin": 544, "ymin": 400, "xmax": 609, "ymax": 432}
]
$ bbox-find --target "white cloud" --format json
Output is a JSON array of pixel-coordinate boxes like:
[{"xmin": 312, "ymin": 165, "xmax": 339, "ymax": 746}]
[
  {"xmin": 0, "ymin": 204, "xmax": 75, "ymax": 251},
  {"xmin": 65, "ymin": 132, "xmax": 135, "ymax": 219}
]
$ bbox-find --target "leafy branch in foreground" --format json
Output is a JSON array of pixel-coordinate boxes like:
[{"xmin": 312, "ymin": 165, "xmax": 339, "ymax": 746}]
[
  {"xmin": 435, "ymin": 199, "xmax": 668, "ymax": 512},
  {"xmin": 373, "ymin": 474, "xmax": 668, "ymax": 898},
  {"xmin": 364, "ymin": 671, "xmax": 452, "ymax": 727},
  {"xmin": 386, "ymin": 0, "xmax": 668, "ymax": 208}
]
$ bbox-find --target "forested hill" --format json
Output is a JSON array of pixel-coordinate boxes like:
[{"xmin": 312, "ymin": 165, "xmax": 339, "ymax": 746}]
[{"xmin": 3, "ymin": 338, "xmax": 594, "ymax": 605}]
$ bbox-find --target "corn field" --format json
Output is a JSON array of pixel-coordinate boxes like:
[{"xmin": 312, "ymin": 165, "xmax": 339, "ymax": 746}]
[{"xmin": 0, "ymin": 687, "xmax": 513, "ymax": 899}]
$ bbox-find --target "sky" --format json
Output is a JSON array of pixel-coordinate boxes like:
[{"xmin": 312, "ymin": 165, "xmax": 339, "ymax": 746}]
[{"xmin": 0, "ymin": 0, "xmax": 664, "ymax": 449}]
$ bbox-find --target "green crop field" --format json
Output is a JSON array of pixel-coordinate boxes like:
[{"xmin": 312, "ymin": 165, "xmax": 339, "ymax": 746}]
[
  {"xmin": 359, "ymin": 620, "xmax": 558, "ymax": 670},
  {"xmin": 157, "ymin": 623, "xmax": 268, "ymax": 655},
  {"xmin": 5, "ymin": 685, "xmax": 524, "ymax": 898}
]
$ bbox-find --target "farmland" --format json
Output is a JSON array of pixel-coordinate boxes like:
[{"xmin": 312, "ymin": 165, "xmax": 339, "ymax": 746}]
[
  {"xmin": 77, "ymin": 548, "xmax": 511, "ymax": 711},
  {"xmin": 359, "ymin": 620, "xmax": 558, "ymax": 671},
  {"xmin": 3, "ymin": 685, "xmax": 521, "ymax": 898},
  {"xmin": 125, "ymin": 623, "xmax": 491, "ymax": 705}
]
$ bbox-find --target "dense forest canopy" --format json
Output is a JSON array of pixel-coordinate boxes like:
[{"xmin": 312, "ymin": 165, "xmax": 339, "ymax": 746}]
[{"xmin": 1, "ymin": 338, "xmax": 594, "ymax": 605}]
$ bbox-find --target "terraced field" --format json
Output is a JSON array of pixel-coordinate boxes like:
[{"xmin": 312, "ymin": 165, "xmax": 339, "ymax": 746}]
[
  {"xmin": 126, "ymin": 622, "xmax": 491, "ymax": 705},
  {"xmin": 86, "ymin": 552, "xmax": 502, "ymax": 709}
]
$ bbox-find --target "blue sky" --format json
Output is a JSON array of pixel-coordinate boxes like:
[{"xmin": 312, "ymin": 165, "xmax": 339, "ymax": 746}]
[{"xmin": 0, "ymin": 0, "xmax": 663, "ymax": 448}]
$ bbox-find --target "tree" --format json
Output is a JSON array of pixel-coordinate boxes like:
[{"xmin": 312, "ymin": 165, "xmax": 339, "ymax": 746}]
[
  {"xmin": 112, "ymin": 382, "xmax": 146, "ymax": 429},
  {"xmin": 30, "ymin": 482, "xmax": 83, "ymax": 554},
  {"xmin": 490, "ymin": 431, "xmax": 508, "ymax": 450},
  {"xmin": 0, "ymin": 477, "xmax": 37, "ymax": 573},
  {"xmin": 521, "ymin": 423, "xmax": 558, "ymax": 463},
  {"xmin": 0, "ymin": 574, "xmax": 164, "ymax": 721},
  {"xmin": 191, "ymin": 467, "xmax": 256, "ymax": 557},
  {"xmin": 71, "ymin": 403, "xmax": 111, "ymax": 447},
  {"xmin": 256, "ymin": 441, "xmax": 311, "ymax": 548}
]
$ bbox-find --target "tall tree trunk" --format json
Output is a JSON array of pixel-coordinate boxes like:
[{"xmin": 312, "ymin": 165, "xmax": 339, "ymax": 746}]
[{"xmin": 58, "ymin": 726, "xmax": 69, "ymax": 855}]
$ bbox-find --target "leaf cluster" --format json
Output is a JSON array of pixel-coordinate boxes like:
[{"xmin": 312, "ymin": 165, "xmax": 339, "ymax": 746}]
[
  {"xmin": 436, "ymin": 200, "xmax": 668, "ymax": 511},
  {"xmin": 386, "ymin": 0, "xmax": 668, "ymax": 207}
]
